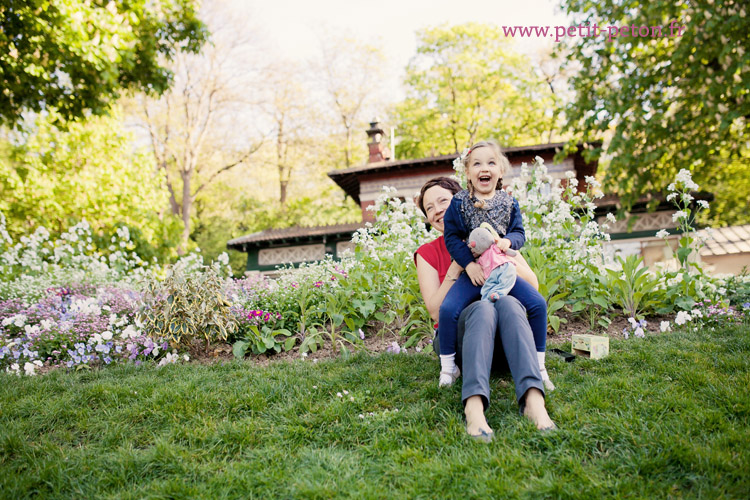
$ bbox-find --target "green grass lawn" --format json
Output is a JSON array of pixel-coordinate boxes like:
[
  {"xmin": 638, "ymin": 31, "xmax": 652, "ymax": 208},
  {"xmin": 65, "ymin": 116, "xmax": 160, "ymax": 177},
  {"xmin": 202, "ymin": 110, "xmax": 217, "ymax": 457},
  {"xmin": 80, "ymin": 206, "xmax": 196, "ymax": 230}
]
[{"xmin": 2, "ymin": 323, "xmax": 749, "ymax": 499}]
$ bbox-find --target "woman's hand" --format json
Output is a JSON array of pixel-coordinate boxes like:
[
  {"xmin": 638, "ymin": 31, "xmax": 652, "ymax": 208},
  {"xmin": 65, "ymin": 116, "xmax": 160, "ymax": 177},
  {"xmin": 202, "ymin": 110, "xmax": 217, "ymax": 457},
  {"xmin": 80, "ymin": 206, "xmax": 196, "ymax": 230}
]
[
  {"xmin": 446, "ymin": 260, "xmax": 464, "ymax": 280},
  {"xmin": 466, "ymin": 262, "xmax": 485, "ymax": 286}
]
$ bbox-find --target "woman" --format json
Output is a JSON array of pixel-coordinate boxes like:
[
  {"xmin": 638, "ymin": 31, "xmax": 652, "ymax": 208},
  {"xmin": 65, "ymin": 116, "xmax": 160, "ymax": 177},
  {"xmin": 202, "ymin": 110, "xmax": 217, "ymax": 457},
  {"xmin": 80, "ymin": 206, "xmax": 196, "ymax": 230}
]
[{"xmin": 414, "ymin": 177, "xmax": 555, "ymax": 439}]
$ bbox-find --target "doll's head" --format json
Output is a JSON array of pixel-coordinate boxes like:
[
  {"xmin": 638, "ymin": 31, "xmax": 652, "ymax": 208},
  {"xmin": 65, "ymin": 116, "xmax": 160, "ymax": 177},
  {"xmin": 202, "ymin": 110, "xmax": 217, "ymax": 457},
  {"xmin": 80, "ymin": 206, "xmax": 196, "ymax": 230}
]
[{"xmin": 467, "ymin": 227, "xmax": 495, "ymax": 257}]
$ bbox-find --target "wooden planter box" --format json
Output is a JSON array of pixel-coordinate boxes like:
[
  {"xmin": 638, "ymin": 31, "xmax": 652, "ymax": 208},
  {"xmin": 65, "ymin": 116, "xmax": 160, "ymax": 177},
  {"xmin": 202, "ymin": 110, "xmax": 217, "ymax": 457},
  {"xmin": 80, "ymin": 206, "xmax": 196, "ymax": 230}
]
[{"xmin": 572, "ymin": 334, "xmax": 609, "ymax": 359}]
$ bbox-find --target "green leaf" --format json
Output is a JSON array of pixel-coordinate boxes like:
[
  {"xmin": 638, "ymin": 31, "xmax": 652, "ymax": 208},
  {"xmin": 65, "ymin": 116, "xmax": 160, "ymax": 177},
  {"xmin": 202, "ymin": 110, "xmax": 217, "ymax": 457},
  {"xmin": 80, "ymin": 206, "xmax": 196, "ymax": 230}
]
[
  {"xmin": 284, "ymin": 337, "xmax": 296, "ymax": 352},
  {"xmin": 549, "ymin": 315, "xmax": 561, "ymax": 333},
  {"xmin": 331, "ymin": 313, "xmax": 344, "ymax": 327},
  {"xmin": 591, "ymin": 295, "xmax": 609, "ymax": 309},
  {"xmin": 232, "ymin": 341, "xmax": 249, "ymax": 359}
]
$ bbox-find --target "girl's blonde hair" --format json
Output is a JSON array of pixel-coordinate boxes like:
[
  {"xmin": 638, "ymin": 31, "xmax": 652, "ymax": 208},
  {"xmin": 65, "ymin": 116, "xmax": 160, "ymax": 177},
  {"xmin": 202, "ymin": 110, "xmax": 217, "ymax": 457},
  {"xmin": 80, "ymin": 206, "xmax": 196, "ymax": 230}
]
[{"xmin": 465, "ymin": 140, "xmax": 511, "ymax": 207}]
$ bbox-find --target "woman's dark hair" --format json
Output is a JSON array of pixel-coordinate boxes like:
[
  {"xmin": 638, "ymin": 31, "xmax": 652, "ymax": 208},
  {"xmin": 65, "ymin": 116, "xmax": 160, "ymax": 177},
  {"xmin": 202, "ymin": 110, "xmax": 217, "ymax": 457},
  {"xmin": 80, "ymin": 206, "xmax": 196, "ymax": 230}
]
[{"xmin": 417, "ymin": 177, "xmax": 462, "ymax": 215}]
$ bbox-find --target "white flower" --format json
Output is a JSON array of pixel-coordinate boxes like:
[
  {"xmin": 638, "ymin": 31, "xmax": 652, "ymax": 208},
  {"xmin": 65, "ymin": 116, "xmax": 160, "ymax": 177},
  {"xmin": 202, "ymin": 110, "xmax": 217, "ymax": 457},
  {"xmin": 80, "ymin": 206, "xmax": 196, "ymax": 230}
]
[
  {"xmin": 666, "ymin": 193, "xmax": 678, "ymax": 202},
  {"xmin": 697, "ymin": 200, "xmax": 709, "ymax": 209},
  {"xmin": 158, "ymin": 352, "xmax": 179, "ymax": 367},
  {"xmin": 606, "ymin": 213, "xmax": 617, "ymax": 223},
  {"xmin": 183, "ymin": 354, "xmax": 190, "ymax": 362},
  {"xmin": 672, "ymin": 210, "xmax": 688, "ymax": 222},
  {"xmin": 634, "ymin": 327, "xmax": 645, "ymax": 338},
  {"xmin": 121, "ymin": 324, "xmax": 138, "ymax": 339},
  {"xmin": 667, "ymin": 183, "xmax": 676, "ymax": 191},
  {"xmin": 24, "ymin": 361, "xmax": 42, "ymax": 376},
  {"xmin": 675, "ymin": 169, "xmax": 699, "ymax": 190},
  {"xmin": 660, "ymin": 321, "xmax": 671, "ymax": 332},
  {"xmin": 675, "ymin": 311, "xmax": 692, "ymax": 325},
  {"xmin": 628, "ymin": 317, "xmax": 638, "ymax": 328},
  {"xmin": 691, "ymin": 309, "xmax": 703, "ymax": 319},
  {"xmin": 655, "ymin": 229, "xmax": 670, "ymax": 239},
  {"xmin": 24, "ymin": 324, "xmax": 40, "ymax": 335},
  {"xmin": 584, "ymin": 175, "xmax": 600, "ymax": 188},
  {"xmin": 336, "ymin": 392, "xmax": 343, "ymax": 398},
  {"xmin": 217, "ymin": 252, "xmax": 230, "ymax": 266},
  {"xmin": 101, "ymin": 331, "xmax": 113, "ymax": 341}
]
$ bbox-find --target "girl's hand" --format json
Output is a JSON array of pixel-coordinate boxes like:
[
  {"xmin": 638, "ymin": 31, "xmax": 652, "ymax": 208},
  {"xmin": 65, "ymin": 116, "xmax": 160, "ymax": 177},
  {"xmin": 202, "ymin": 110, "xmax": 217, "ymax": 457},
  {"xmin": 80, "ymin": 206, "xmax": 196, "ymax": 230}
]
[
  {"xmin": 495, "ymin": 238, "xmax": 512, "ymax": 252},
  {"xmin": 466, "ymin": 262, "xmax": 485, "ymax": 286}
]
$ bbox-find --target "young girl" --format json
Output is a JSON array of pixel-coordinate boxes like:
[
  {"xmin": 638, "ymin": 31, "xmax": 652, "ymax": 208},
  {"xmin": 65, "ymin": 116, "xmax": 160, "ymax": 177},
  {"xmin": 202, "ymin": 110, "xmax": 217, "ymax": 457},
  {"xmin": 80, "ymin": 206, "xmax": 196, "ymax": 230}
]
[{"xmin": 438, "ymin": 140, "xmax": 554, "ymax": 391}]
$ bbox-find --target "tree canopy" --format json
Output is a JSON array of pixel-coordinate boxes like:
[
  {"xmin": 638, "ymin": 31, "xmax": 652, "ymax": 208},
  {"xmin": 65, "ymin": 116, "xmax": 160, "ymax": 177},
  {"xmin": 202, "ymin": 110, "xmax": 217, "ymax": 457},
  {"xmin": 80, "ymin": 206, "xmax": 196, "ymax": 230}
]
[
  {"xmin": 0, "ymin": 108, "xmax": 180, "ymax": 261},
  {"xmin": 394, "ymin": 23, "xmax": 561, "ymax": 158},
  {"xmin": 559, "ymin": 0, "xmax": 750, "ymax": 223},
  {"xmin": 0, "ymin": 0, "xmax": 206, "ymax": 126}
]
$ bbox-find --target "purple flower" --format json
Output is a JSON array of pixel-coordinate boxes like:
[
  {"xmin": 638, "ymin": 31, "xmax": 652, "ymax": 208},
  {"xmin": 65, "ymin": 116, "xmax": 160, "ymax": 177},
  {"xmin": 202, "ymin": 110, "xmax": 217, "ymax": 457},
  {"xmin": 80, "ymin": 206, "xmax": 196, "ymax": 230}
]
[
  {"xmin": 743, "ymin": 303, "xmax": 750, "ymax": 310},
  {"xmin": 386, "ymin": 342, "xmax": 402, "ymax": 354},
  {"xmin": 314, "ymin": 281, "xmax": 323, "ymax": 288}
]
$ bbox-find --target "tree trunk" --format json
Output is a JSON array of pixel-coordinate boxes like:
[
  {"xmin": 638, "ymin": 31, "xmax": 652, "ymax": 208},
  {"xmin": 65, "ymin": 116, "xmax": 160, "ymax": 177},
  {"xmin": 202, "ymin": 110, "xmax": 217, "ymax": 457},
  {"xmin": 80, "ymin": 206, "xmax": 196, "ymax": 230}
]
[
  {"xmin": 179, "ymin": 170, "xmax": 192, "ymax": 256},
  {"xmin": 279, "ymin": 179, "xmax": 288, "ymax": 207},
  {"xmin": 344, "ymin": 126, "xmax": 351, "ymax": 168}
]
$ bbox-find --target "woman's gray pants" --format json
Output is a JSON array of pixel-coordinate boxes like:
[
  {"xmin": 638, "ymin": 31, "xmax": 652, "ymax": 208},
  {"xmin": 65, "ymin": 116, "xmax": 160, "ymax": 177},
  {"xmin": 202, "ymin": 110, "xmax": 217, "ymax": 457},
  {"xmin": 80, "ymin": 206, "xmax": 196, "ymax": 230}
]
[{"xmin": 455, "ymin": 296, "xmax": 545, "ymax": 411}]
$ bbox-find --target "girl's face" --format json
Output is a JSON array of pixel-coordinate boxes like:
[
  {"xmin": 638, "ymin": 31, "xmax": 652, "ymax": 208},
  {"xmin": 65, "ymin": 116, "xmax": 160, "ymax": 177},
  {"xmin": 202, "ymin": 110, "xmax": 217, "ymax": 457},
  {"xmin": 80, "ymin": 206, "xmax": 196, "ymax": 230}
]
[
  {"xmin": 466, "ymin": 146, "xmax": 501, "ymax": 199},
  {"xmin": 421, "ymin": 185, "xmax": 454, "ymax": 234}
]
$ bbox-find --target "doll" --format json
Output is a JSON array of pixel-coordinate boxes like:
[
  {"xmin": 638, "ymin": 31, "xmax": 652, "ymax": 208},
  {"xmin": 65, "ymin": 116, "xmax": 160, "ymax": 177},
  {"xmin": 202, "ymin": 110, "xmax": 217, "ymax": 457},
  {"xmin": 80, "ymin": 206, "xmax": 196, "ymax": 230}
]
[{"xmin": 467, "ymin": 225, "xmax": 518, "ymax": 302}]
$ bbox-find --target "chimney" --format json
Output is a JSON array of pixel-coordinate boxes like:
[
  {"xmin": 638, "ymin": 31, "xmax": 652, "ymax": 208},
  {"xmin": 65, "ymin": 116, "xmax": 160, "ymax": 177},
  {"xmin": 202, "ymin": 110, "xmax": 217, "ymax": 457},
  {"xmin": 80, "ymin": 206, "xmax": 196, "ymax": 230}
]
[{"xmin": 366, "ymin": 120, "xmax": 386, "ymax": 163}]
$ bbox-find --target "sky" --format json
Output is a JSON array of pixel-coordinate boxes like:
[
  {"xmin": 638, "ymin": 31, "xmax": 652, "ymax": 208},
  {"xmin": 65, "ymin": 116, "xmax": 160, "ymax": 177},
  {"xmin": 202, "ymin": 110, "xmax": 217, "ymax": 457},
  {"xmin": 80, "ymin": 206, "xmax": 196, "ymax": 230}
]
[{"xmin": 228, "ymin": 0, "xmax": 573, "ymax": 99}]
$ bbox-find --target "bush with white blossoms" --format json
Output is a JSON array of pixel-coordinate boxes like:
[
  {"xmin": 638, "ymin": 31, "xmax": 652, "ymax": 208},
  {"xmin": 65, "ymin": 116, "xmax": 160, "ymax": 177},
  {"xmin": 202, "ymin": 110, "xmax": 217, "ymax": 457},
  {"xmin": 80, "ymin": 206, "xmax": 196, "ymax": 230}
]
[{"xmin": 230, "ymin": 187, "xmax": 436, "ymax": 356}]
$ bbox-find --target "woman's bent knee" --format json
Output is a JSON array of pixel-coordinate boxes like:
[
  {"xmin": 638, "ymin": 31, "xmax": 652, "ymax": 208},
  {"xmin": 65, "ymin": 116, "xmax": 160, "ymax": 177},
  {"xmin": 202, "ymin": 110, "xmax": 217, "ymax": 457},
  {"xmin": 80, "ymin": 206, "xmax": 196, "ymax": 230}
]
[{"xmin": 493, "ymin": 295, "xmax": 524, "ymax": 315}]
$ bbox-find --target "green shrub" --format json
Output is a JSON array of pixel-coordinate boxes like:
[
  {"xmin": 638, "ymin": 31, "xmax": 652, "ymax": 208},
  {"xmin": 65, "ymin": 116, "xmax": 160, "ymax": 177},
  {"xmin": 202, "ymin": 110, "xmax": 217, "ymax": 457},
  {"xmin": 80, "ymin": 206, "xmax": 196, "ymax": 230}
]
[{"xmin": 138, "ymin": 264, "xmax": 236, "ymax": 352}]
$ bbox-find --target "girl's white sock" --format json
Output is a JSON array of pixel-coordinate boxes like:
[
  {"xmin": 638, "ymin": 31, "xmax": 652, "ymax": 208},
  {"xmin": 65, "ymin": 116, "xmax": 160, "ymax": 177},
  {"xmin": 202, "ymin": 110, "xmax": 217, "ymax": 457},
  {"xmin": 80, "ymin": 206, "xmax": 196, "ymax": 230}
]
[
  {"xmin": 439, "ymin": 353, "xmax": 460, "ymax": 387},
  {"xmin": 537, "ymin": 351, "xmax": 555, "ymax": 391}
]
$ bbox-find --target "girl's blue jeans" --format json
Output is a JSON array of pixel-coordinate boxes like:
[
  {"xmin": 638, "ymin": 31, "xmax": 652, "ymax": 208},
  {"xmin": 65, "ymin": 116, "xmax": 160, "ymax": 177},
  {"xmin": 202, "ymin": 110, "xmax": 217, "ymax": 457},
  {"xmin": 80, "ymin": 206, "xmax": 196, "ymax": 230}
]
[{"xmin": 438, "ymin": 273, "xmax": 547, "ymax": 355}]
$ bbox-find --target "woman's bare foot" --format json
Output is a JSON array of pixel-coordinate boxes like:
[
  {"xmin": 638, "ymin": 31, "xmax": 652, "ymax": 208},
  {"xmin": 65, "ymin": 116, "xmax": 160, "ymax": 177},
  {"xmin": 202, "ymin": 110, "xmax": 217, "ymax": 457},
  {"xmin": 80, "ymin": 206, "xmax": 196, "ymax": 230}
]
[
  {"xmin": 465, "ymin": 395, "xmax": 493, "ymax": 439},
  {"xmin": 522, "ymin": 388, "xmax": 556, "ymax": 431}
]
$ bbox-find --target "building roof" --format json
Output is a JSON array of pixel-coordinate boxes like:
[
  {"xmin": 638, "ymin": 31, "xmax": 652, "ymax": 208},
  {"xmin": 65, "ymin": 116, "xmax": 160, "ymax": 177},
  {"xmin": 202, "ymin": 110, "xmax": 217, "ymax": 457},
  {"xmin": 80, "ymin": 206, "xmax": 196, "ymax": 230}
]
[
  {"xmin": 227, "ymin": 222, "xmax": 364, "ymax": 250},
  {"xmin": 699, "ymin": 224, "xmax": 750, "ymax": 257},
  {"xmin": 328, "ymin": 142, "xmax": 589, "ymax": 204}
]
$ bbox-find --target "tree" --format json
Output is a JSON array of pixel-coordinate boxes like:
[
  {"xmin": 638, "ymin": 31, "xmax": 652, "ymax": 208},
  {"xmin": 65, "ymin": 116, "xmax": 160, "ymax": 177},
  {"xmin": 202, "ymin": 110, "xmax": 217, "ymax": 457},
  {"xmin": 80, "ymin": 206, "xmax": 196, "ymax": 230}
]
[
  {"xmin": 559, "ymin": 0, "xmax": 750, "ymax": 224},
  {"xmin": 0, "ymin": 0, "xmax": 206, "ymax": 127},
  {"xmin": 258, "ymin": 65, "xmax": 314, "ymax": 207},
  {"xmin": 0, "ymin": 108, "xmax": 180, "ymax": 261},
  {"xmin": 311, "ymin": 33, "xmax": 388, "ymax": 168},
  {"xmin": 134, "ymin": 5, "xmax": 262, "ymax": 254},
  {"xmin": 394, "ymin": 23, "xmax": 560, "ymax": 158}
]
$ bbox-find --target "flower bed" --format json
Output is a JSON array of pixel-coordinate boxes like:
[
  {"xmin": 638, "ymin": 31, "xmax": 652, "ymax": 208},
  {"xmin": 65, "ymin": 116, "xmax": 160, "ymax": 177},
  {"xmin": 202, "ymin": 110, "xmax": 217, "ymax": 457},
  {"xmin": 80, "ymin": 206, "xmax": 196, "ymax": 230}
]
[{"xmin": 2, "ymin": 166, "xmax": 749, "ymax": 376}]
